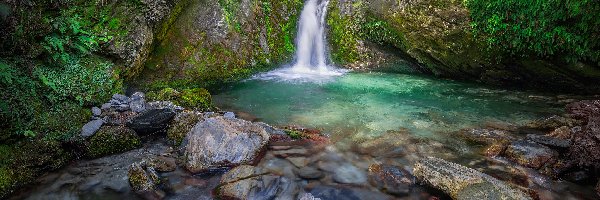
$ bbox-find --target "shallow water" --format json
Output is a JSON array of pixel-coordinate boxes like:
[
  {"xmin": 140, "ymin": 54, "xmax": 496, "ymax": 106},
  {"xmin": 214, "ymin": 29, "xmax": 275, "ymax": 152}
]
[{"xmin": 215, "ymin": 72, "xmax": 562, "ymax": 140}]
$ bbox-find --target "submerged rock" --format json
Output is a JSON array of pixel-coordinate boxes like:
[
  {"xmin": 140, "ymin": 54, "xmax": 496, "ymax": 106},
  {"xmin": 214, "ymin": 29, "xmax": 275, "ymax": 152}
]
[
  {"xmin": 526, "ymin": 115, "xmax": 580, "ymax": 131},
  {"xmin": 308, "ymin": 185, "xmax": 395, "ymax": 200},
  {"xmin": 81, "ymin": 119, "xmax": 104, "ymax": 137},
  {"xmin": 526, "ymin": 134, "xmax": 570, "ymax": 148},
  {"xmin": 368, "ymin": 164, "xmax": 414, "ymax": 195},
  {"xmin": 148, "ymin": 156, "xmax": 177, "ymax": 172},
  {"xmin": 332, "ymin": 164, "xmax": 367, "ymax": 184},
  {"xmin": 128, "ymin": 162, "xmax": 164, "ymax": 199},
  {"xmin": 183, "ymin": 116, "xmax": 270, "ymax": 173},
  {"xmin": 459, "ymin": 128, "xmax": 513, "ymax": 144},
  {"xmin": 218, "ymin": 165, "xmax": 298, "ymax": 200},
  {"xmin": 504, "ymin": 140, "xmax": 558, "ymax": 169},
  {"xmin": 296, "ymin": 166, "xmax": 324, "ymax": 179},
  {"xmin": 413, "ymin": 157, "xmax": 531, "ymax": 200},
  {"xmin": 127, "ymin": 108, "xmax": 176, "ymax": 134}
]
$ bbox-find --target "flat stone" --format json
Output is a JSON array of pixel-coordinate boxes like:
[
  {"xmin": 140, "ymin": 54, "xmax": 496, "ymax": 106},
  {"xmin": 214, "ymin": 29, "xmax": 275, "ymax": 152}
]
[
  {"xmin": 413, "ymin": 157, "xmax": 531, "ymax": 200},
  {"xmin": 286, "ymin": 157, "xmax": 307, "ymax": 168},
  {"xmin": 91, "ymin": 107, "xmax": 102, "ymax": 116},
  {"xmin": 333, "ymin": 164, "xmax": 367, "ymax": 184},
  {"xmin": 504, "ymin": 140, "xmax": 558, "ymax": 169},
  {"xmin": 459, "ymin": 128, "xmax": 513, "ymax": 144},
  {"xmin": 273, "ymin": 148, "xmax": 308, "ymax": 158},
  {"xmin": 368, "ymin": 164, "xmax": 414, "ymax": 195},
  {"xmin": 80, "ymin": 119, "xmax": 104, "ymax": 137},
  {"xmin": 296, "ymin": 167, "xmax": 323, "ymax": 179},
  {"xmin": 526, "ymin": 134, "xmax": 570, "ymax": 148},
  {"xmin": 309, "ymin": 185, "xmax": 395, "ymax": 200}
]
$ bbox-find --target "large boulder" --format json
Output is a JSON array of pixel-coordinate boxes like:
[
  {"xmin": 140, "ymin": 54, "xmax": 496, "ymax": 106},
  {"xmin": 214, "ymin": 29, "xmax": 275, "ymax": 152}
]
[
  {"xmin": 504, "ymin": 140, "xmax": 558, "ymax": 169},
  {"xmin": 127, "ymin": 108, "xmax": 177, "ymax": 134},
  {"xmin": 413, "ymin": 157, "xmax": 531, "ymax": 200},
  {"xmin": 183, "ymin": 116, "xmax": 270, "ymax": 173}
]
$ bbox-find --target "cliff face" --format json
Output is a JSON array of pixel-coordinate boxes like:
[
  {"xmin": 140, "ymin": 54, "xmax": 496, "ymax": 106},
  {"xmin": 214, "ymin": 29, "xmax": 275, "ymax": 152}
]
[
  {"xmin": 137, "ymin": 0, "xmax": 303, "ymax": 90},
  {"xmin": 326, "ymin": 0, "xmax": 600, "ymax": 93}
]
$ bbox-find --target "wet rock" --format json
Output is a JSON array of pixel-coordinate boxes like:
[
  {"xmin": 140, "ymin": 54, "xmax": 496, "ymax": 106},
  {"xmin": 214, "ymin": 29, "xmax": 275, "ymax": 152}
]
[
  {"xmin": 92, "ymin": 107, "xmax": 102, "ymax": 116},
  {"xmin": 483, "ymin": 141, "xmax": 509, "ymax": 157},
  {"xmin": 546, "ymin": 126, "xmax": 572, "ymax": 140},
  {"xmin": 296, "ymin": 167, "xmax": 323, "ymax": 179},
  {"xmin": 526, "ymin": 115, "xmax": 579, "ymax": 131},
  {"xmin": 147, "ymin": 101, "xmax": 184, "ymax": 112},
  {"xmin": 504, "ymin": 140, "xmax": 558, "ymax": 169},
  {"xmin": 368, "ymin": 164, "xmax": 414, "ymax": 195},
  {"xmin": 287, "ymin": 157, "xmax": 307, "ymax": 168},
  {"xmin": 566, "ymin": 100, "xmax": 600, "ymax": 120},
  {"xmin": 333, "ymin": 164, "xmax": 367, "ymax": 184},
  {"xmin": 223, "ymin": 112, "xmax": 235, "ymax": 119},
  {"xmin": 128, "ymin": 162, "xmax": 165, "ymax": 199},
  {"xmin": 183, "ymin": 116, "xmax": 270, "ymax": 173},
  {"xmin": 110, "ymin": 94, "xmax": 131, "ymax": 111},
  {"xmin": 130, "ymin": 92, "xmax": 147, "ymax": 113},
  {"xmin": 103, "ymin": 110, "xmax": 138, "ymax": 126},
  {"xmin": 273, "ymin": 148, "xmax": 308, "ymax": 158},
  {"xmin": 81, "ymin": 119, "xmax": 104, "ymax": 137},
  {"xmin": 309, "ymin": 185, "xmax": 395, "ymax": 200},
  {"xmin": 148, "ymin": 156, "xmax": 177, "ymax": 172},
  {"xmin": 562, "ymin": 170, "xmax": 591, "ymax": 184},
  {"xmin": 127, "ymin": 108, "xmax": 176, "ymax": 134},
  {"xmin": 86, "ymin": 126, "xmax": 141, "ymax": 158},
  {"xmin": 218, "ymin": 165, "xmax": 298, "ymax": 200},
  {"xmin": 298, "ymin": 193, "xmax": 321, "ymax": 200},
  {"xmin": 568, "ymin": 114, "xmax": 600, "ymax": 169},
  {"xmin": 459, "ymin": 128, "xmax": 513, "ymax": 144},
  {"xmin": 413, "ymin": 157, "xmax": 531, "ymax": 200},
  {"xmin": 526, "ymin": 134, "xmax": 570, "ymax": 148}
]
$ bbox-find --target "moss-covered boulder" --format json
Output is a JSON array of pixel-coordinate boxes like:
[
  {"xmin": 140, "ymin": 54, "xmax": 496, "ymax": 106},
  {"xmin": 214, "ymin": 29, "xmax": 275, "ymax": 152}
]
[
  {"xmin": 167, "ymin": 111, "xmax": 204, "ymax": 146},
  {"xmin": 86, "ymin": 126, "xmax": 142, "ymax": 158},
  {"xmin": 147, "ymin": 87, "xmax": 212, "ymax": 110},
  {"xmin": 0, "ymin": 140, "xmax": 72, "ymax": 198}
]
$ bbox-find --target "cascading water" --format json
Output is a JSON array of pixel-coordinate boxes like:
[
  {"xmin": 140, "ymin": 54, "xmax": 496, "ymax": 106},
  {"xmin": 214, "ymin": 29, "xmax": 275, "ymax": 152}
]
[
  {"xmin": 294, "ymin": 0, "xmax": 329, "ymax": 71},
  {"xmin": 254, "ymin": 0, "xmax": 346, "ymax": 82}
]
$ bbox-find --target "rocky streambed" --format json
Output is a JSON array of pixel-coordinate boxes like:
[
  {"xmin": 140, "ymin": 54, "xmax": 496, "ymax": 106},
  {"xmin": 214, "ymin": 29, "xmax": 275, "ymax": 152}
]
[{"xmin": 8, "ymin": 92, "xmax": 600, "ymax": 200}]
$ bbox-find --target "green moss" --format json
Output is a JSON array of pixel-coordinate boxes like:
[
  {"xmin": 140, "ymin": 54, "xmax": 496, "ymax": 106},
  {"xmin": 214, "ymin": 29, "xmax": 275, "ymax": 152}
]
[
  {"xmin": 180, "ymin": 88, "xmax": 212, "ymax": 109},
  {"xmin": 147, "ymin": 87, "xmax": 212, "ymax": 110},
  {"xmin": 167, "ymin": 111, "xmax": 203, "ymax": 146},
  {"xmin": 326, "ymin": 1, "xmax": 361, "ymax": 64},
  {"xmin": 86, "ymin": 126, "xmax": 141, "ymax": 158}
]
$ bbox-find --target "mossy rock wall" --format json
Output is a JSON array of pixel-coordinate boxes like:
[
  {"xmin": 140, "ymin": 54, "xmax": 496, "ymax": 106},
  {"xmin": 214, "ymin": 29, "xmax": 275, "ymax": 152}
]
[
  {"xmin": 326, "ymin": 0, "xmax": 600, "ymax": 93},
  {"xmin": 138, "ymin": 0, "xmax": 303, "ymax": 90}
]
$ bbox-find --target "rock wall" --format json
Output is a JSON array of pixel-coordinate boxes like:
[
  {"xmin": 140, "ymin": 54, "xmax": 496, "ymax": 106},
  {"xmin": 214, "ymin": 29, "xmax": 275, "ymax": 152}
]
[
  {"xmin": 326, "ymin": 0, "xmax": 600, "ymax": 93},
  {"xmin": 137, "ymin": 0, "xmax": 303, "ymax": 90}
]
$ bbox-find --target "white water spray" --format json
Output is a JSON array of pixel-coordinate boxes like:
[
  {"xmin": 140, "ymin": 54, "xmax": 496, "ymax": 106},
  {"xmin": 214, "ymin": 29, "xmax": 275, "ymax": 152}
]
[{"xmin": 253, "ymin": 0, "xmax": 346, "ymax": 82}]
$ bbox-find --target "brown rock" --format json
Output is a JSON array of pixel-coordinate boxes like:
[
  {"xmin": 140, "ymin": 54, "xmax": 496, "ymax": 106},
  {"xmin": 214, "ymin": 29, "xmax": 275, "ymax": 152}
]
[
  {"xmin": 368, "ymin": 164, "xmax": 414, "ymax": 195},
  {"xmin": 504, "ymin": 140, "xmax": 558, "ymax": 169}
]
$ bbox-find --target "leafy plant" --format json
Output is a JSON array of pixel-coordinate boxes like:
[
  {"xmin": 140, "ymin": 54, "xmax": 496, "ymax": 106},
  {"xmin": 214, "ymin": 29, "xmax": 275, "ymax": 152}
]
[{"xmin": 465, "ymin": 0, "xmax": 600, "ymax": 64}]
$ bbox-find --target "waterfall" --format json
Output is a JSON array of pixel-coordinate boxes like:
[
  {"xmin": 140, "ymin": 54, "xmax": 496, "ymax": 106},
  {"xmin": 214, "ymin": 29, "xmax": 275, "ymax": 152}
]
[
  {"xmin": 253, "ymin": 0, "xmax": 346, "ymax": 82},
  {"xmin": 293, "ymin": 0, "xmax": 329, "ymax": 71}
]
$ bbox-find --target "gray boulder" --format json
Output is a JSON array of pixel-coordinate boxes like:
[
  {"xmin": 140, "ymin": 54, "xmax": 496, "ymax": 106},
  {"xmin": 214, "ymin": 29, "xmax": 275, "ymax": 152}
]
[
  {"xmin": 127, "ymin": 108, "xmax": 176, "ymax": 134},
  {"xmin": 413, "ymin": 157, "xmax": 531, "ymax": 200},
  {"xmin": 183, "ymin": 116, "xmax": 270, "ymax": 173},
  {"xmin": 81, "ymin": 119, "xmax": 104, "ymax": 137},
  {"xmin": 504, "ymin": 140, "xmax": 558, "ymax": 169},
  {"xmin": 129, "ymin": 92, "xmax": 147, "ymax": 113}
]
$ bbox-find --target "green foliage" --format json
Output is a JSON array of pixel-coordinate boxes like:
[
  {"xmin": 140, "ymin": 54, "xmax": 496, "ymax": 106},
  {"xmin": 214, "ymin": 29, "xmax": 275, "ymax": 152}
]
[
  {"xmin": 41, "ymin": 9, "xmax": 111, "ymax": 64},
  {"xmin": 35, "ymin": 57, "xmax": 118, "ymax": 105},
  {"xmin": 285, "ymin": 130, "xmax": 304, "ymax": 139},
  {"xmin": 327, "ymin": 1, "xmax": 360, "ymax": 63},
  {"xmin": 466, "ymin": 0, "xmax": 600, "ymax": 64},
  {"xmin": 360, "ymin": 15, "xmax": 404, "ymax": 49}
]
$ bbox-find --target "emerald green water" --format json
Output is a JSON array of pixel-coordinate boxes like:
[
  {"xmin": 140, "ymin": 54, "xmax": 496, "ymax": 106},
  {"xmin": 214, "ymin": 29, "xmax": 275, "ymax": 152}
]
[{"xmin": 214, "ymin": 72, "xmax": 562, "ymax": 141}]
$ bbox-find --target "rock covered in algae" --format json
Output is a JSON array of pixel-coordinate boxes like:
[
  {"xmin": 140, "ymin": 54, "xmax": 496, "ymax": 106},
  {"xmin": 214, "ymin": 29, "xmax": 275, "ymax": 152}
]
[{"xmin": 413, "ymin": 157, "xmax": 531, "ymax": 200}]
